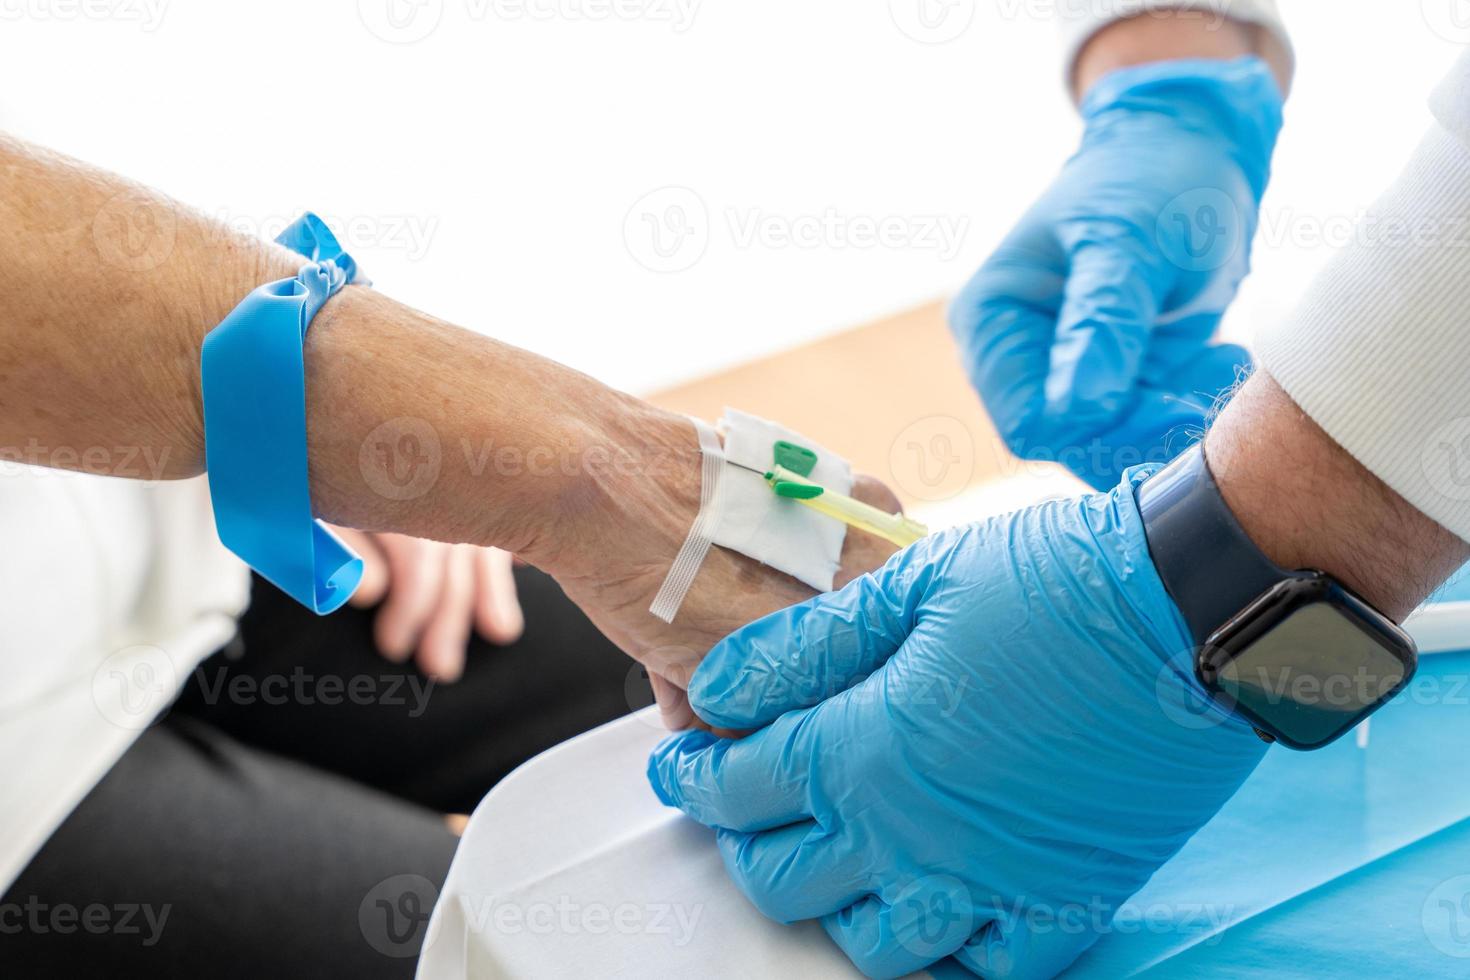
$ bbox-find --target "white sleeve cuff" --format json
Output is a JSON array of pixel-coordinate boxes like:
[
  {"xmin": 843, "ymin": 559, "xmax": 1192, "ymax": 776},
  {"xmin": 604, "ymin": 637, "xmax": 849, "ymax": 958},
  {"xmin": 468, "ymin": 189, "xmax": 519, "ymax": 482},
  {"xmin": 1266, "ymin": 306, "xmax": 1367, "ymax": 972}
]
[
  {"xmin": 1256, "ymin": 120, "xmax": 1470, "ymax": 542},
  {"xmin": 1058, "ymin": 0, "xmax": 1293, "ymax": 86}
]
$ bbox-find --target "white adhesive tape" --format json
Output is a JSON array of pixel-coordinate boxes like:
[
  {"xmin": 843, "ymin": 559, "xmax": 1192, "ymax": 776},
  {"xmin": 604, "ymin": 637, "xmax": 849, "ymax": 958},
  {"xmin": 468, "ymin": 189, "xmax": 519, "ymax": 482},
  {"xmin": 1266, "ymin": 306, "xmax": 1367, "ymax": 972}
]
[
  {"xmin": 713, "ymin": 409, "xmax": 850, "ymax": 592},
  {"xmin": 648, "ymin": 417, "xmax": 727, "ymax": 624},
  {"xmin": 647, "ymin": 410, "xmax": 853, "ymax": 624}
]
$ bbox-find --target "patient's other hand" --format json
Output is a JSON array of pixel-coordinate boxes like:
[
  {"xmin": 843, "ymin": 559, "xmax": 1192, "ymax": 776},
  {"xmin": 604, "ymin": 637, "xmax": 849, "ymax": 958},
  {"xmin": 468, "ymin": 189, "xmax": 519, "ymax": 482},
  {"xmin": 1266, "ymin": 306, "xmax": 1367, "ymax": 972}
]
[{"xmin": 331, "ymin": 527, "xmax": 524, "ymax": 683}]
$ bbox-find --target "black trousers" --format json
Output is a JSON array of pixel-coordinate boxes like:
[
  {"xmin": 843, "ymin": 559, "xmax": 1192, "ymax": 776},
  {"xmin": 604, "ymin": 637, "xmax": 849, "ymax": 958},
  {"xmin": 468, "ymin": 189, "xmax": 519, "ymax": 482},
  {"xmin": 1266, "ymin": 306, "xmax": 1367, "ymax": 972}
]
[{"xmin": 0, "ymin": 567, "xmax": 654, "ymax": 979}]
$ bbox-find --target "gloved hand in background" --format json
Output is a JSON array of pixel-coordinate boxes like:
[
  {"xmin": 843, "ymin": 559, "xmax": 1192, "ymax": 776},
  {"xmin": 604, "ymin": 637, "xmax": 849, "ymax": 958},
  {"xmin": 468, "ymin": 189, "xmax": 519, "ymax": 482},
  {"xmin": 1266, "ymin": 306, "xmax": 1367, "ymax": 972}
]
[
  {"xmin": 647, "ymin": 469, "xmax": 1269, "ymax": 979},
  {"xmin": 950, "ymin": 58, "xmax": 1284, "ymax": 489}
]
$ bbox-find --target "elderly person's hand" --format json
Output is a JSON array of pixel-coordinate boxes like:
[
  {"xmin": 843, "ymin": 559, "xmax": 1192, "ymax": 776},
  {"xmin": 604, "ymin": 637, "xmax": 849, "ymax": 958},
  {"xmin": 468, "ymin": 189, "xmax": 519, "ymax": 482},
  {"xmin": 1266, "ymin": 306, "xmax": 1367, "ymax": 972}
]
[
  {"xmin": 329, "ymin": 527, "xmax": 524, "ymax": 683},
  {"xmin": 626, "ymin": 472, "xmax": 906, "ymax": 730},
  {"xmin": 327, "ymin": 396, "xmax": 904, "ymax": 717}
]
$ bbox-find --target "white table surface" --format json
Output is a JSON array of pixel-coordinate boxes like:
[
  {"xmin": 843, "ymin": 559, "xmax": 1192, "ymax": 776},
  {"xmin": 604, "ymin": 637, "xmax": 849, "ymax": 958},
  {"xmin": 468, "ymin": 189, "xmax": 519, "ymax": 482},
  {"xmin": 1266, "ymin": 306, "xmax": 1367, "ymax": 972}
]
[{"xmin": 417, "ymin": 707, "xmax": 928, "ymax": 979}]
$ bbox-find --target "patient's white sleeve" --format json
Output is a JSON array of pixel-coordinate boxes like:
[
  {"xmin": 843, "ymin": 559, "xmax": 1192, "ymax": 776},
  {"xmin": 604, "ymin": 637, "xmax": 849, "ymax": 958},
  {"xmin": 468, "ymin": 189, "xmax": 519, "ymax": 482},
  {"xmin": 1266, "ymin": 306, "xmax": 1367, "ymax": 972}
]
[
  {"xmin": 1057, "ymin": 0, "xmax": 1292, "ymax": 82},
  {"xmin": 1256, "ymin": 50, "xmax": 1470, "ymax": 544}
]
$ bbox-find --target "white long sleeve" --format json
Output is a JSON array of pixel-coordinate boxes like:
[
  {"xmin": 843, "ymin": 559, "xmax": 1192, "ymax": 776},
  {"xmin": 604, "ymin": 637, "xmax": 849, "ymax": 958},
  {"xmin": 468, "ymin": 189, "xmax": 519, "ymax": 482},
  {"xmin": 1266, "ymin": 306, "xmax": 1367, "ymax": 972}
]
[
  {"xmin": 1057, "ymin": 0, "xmax": 1293, "ymax": 81},
  {"xmin": 1257, "ymin": 51, "xmax": 1470, "ymax": 542}
]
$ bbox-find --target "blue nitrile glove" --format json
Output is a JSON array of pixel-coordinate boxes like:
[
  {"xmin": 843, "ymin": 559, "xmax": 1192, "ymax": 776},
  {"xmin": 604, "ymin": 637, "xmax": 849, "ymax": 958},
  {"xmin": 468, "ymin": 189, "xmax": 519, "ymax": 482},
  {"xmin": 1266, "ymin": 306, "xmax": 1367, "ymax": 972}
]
[
  {"xmin": 647, "ymin": 468, "xmax": 1271, "ymax": 979},
  {"xmin": 950, "ymin": 58, "xmax": 1284, "ymax": 490}
]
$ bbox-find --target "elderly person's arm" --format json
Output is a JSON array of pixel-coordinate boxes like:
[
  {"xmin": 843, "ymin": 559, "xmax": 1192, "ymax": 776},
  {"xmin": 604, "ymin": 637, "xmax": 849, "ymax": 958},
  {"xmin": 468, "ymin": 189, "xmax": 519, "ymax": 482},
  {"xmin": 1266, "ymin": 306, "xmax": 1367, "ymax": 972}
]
[{"xmin": 0, "ymin": 133, "xmax": 899, "ymax": 707}]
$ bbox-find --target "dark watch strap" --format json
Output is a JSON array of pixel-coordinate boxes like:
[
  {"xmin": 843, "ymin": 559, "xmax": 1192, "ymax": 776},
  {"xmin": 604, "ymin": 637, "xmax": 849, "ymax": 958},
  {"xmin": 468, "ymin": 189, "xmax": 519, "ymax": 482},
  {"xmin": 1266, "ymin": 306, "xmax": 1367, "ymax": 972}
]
[{"xmin": 1136, "ymin": 444, "xmax": 1303, "ymax": 645}]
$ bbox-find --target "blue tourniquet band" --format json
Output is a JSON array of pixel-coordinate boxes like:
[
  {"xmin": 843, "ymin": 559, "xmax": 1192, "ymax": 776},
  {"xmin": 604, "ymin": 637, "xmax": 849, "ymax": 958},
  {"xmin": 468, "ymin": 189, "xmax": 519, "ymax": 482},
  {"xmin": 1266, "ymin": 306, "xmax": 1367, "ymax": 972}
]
[{"xmin": 201, "ymin": 213, "xmax": 369, "ymax": 613}]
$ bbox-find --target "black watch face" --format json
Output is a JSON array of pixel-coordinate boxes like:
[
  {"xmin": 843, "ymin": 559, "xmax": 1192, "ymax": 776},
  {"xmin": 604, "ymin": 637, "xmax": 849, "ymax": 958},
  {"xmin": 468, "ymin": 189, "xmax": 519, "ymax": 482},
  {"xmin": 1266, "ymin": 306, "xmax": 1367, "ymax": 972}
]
[{"xmin": 1200, "ymin": 579, "xmax": 1417, "ymax": 750}]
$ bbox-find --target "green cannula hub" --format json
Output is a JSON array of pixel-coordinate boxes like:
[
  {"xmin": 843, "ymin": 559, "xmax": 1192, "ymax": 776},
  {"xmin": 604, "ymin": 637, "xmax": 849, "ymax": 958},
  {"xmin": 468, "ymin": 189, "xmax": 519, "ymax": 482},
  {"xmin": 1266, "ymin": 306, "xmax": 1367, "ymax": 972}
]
[{"xmin": 772, "ymin": 440, "xmax": 819, "ymax": 477}]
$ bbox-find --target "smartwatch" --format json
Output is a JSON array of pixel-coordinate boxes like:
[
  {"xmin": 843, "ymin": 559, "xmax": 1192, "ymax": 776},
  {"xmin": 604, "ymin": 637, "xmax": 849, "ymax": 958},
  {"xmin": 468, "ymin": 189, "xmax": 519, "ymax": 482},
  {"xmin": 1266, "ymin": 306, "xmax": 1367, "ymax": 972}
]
[{"xmin": 1136, "ymin": 444, "xmax": 1417, "ymax": 750}]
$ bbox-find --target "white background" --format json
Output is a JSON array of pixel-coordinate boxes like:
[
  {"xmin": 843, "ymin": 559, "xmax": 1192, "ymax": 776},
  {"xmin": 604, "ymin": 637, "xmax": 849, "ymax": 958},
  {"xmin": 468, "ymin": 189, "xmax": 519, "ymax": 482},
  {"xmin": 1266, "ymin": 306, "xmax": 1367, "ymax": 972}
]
[{"xmin": 1, "ymin": 0, "xmax": 1466, "ymax": 392}]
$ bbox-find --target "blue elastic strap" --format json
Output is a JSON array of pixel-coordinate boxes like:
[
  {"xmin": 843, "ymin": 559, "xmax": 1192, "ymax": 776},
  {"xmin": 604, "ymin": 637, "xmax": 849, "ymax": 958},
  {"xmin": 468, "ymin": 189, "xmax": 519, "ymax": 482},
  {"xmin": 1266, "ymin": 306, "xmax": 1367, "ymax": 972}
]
[{"xmin": 201, "ymin": 213, "xmax": 368, "ymax": 613}]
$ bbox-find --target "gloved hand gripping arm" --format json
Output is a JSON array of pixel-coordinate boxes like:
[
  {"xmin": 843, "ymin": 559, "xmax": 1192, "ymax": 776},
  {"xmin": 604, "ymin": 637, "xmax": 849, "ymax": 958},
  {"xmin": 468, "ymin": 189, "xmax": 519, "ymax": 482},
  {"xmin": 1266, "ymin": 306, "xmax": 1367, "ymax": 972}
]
[{"xmin": 650, "ymin": 372, "xmax": 1469, "ymax": 978}]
